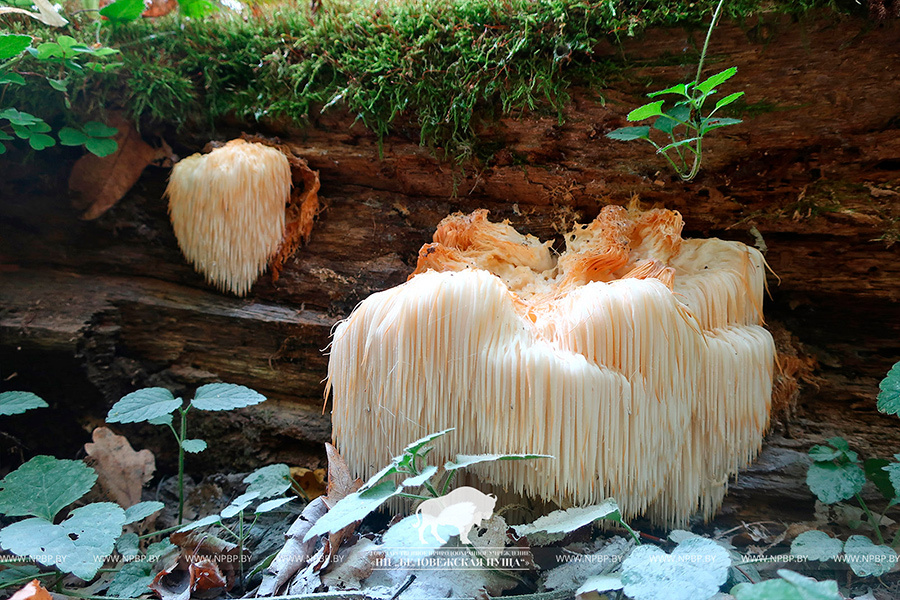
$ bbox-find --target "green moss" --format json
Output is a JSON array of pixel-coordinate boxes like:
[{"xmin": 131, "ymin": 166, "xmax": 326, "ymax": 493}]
[{"xmin": 5, "ymin": 0, "xmax": 853, "ymax": 157}]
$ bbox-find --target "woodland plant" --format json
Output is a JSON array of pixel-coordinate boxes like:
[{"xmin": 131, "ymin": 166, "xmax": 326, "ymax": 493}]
[{"xmin": 606, "ymin": 0, "xmax": 743, "ymax": 180}]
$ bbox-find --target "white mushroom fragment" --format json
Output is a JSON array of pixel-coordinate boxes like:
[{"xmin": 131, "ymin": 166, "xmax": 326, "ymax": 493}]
[
  {"xmin": 165, "ymin": 138, "xmax": 291, "ymax": 296},
  {"xmin": 327, "ymin": 205, "xmax": 775, "ymax": 526}
]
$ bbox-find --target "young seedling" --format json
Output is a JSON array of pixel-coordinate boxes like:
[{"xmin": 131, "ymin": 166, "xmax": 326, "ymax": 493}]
[
  {"xmin": 606, "ymin": 0, "xmax": 743, "ymax": 181},
  {"xmin": 106, "ymin": 383, "xmax": 268, "ymax": 524}
]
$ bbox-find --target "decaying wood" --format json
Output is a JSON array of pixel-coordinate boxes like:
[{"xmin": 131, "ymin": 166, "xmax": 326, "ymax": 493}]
[{"xmin": 1, "ymin": 13, "xmax": 898, "ymax": 524}]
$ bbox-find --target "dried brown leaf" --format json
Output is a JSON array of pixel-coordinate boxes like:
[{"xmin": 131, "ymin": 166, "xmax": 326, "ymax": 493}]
[
  {"xmin": 169, "ymin": 531, "xmax": 248, "ymax": 591},
  {"xmin": 84, "ymin": 426, "xmax": 155, "ymax": 509},
  {"xmin": 290, "ymin": 466, "xmax": 326, "ymax": 500},
  {"xmin": 258, "ymin": 496, "xmax": 329, "ymax": 596},
  {"xmin": 69, "ymin": 114, "xmax": 159, "ymax": 220},
  {"xmin": 9, "ymin": 580, "xmax": 52, "ymax": 600}
]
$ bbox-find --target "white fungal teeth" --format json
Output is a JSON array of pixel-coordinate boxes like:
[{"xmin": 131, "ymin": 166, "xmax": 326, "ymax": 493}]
[
  {"xmin": 165, "ymin": 139, "xmax": 291, "ymax": 296},
  {"xmin": 327, "ymin": 205, "xmax": 776, "ymax": 527}
]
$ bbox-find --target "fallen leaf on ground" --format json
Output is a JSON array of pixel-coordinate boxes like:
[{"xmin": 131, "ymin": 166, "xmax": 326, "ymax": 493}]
[
  {"xmin": 69, "ymin": 114, "xmax": 164, "ymax": 220},
  {"xmin": 84, "ymin": 426, "xmax": 155, "ymax": 509},
  {"xmin": 152, "ymin": 531, "xmax": 249, "ymax": 600},
  {"xmin": 257, "ymin": 497, "xmax": 329, "ymax": 596},
  {"xmin": 9, "ymin": 580, "xmax": 52, "ymax": 600},
  {"xmin": 290, "ymin": 466, "xmax": 326, "ymax": 500}
]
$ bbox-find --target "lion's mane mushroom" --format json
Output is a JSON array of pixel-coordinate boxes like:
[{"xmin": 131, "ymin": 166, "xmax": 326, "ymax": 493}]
[
  {"xmin": 165, "ymin": 139, "xmax": 291, "ymax": 296},
  {"xmin": 326, "ymin": 205, "xmax": 775, "ymax": 526}
]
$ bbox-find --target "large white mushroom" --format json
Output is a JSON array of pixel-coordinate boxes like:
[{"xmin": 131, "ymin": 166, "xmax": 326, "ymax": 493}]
[
  {"xmin": 165, "ymin": 138, "xmax": 292, "ymax": 296},
  {"xmin": 327, "ymin": 204, "xmax": 775, "ymax": 526}
]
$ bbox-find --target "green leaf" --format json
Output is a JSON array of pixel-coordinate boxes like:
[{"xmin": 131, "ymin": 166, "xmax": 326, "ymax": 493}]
[
  {"xmin": 107, "ymin": 560, "xmax": 154, "ymax": 598},
  {"xmin": 27, "ymin": 121, "xmax": 51, "ymax": 134},
  {"xmin": 883, "ymin": 461, "xmax": 900, "ymax": 500},
  {"xmin": 47, "ymin": 78, "xmax": 68, "ymax": 92},
  {"xmin": 124, "ymin": 500, "xmax": 165, "ymax": 525},
  {"xmin": 0, "ymin": 565, "xmax": 42, "ymax": 588},
  {"xmin": 626, "ymin": 100, "xmax": 666, "ymax": 122},
  {"xmin": 790, "ymin": 530, "xmax": 842, "ymax": 561},
  {"xmin": 696, "ymin": 67, "xmax": 738, "ymax": 96},
  {"xmin": 178, "ymin": 0, "xmax": 219, "ymax": 18},
  {"xmin": 0, "ymin": 391, "xmax": 48, "ymax": 415},
  {"xmin": 0, "ymin": 142, "xmax": 5, "ymax": 154},
  {"xmin": 0, "ymin": 502, "xmax": 125, "ymax": 580},
  {"xmin": 82, "ymin": 121, "xmax": 118, "ymax": 138},
  {"xmin": 843, "ymin": 535, "xmax": 897, "ymax": 577},
  {"xmin": 100, "ymin": 0, "xmax": 146, "ymax": 22},
  {"xmin": 0, "ymin": 34, "xmax": 31, "ymax": 61},
  {"xmin": 606, "ymin": 126, "xmax": 650, "ymax": 141},
  {"xmin": 11, "ymin": 124, "xmax": 30, "ymax": 139},
  {"xmin": 148, "ymin": 413, "xmax": 173, "ymax": 426},
  {"xmin": 177, "ymin": 514, "xmax": 221, "ymax": 533},
  {"xmin": 0, "ymin": 131, "xmax": 11, "ymax": 141},
  {"xmin": 402, "ymin": 465, "xmax": 438, "ymax": 487},
  {"xmin": 221, "ymin": 492, "xmax": 259, "ymax": 519},
  {"xmin": 0, "ymin": 72, "xmax": 26, "ymax": 86},
  {"xmin": 28, "ymin": 133, "xmax": 55, "ymax": 150},
  {"xmin": 647, "ymin": 83, "xmax": 688, "ymax": 98},
  {"xmin": 445, "ymin": 453, "xmax": 552, "ymax": 471},
  {"xmin": 244, "ymin": 464, "xmax": 292, "ymax": 499},
  {"xmin": 256, "ymin": 497, "xmax": 292, "ymax": 514},
  {"xmin": 58, "ymin": 126, "xmax": 90, "ymax": 146},
  {"xmin": 401, "ymin": 428, "xmax": 454, "ymax": 456},
  {"xmin": 181, "ymin": 439, "xmax": 207, "ymax": 453},
  {"xmin": 806, "ymin": 461, "xmax": 865, "ymax": 504},
  {"xmin": 513, "ymin": 498, "xmax": 622, "ymax": 537},
  {"xmin": 808, "ymin": 445, "xmax": 842, "ymax": 462},
  {"xmin": 864, "ymin": 458, "xmax": 896, "ymax": 500},
  {"xmin": 653, "ymin": 104, "xmax": 691, "ymax": 134},
  {"xmin": 877, "ymin": 361, "xmax": 900, "ymax": 416},
  {"xmin": 303, "ymin": 480, "xmax": 400, "ymax": 542},
  {"xmin": 191, "ymin": 383, "xmax": 266, "ymax": 411},
  {"xmin": 714, "ymin": 91, "xmax": 744, "ymax": 110},
  {"xmin": 84, "ymin": 136, "xmax": 118, "ymax": 157},
  {"xmin": 732, "ymin": 570, "xmax": 841, "ymax": 600},
  {"xmin": 700, "ymin": 117, "xmax": 742, "ymax": 135},
  {"xmin": 621, "ymin": 537, "xmax": 730, "ymax": 600},
  {"xmin": 116, "ymin": 532, "xmax": 140, "ymax": 557},
  {"xmin": 89, "ymin": 47, "xmax": 120, "ymax": 57},
  {"xmin": 0, "ymin": 456, "xmax": 97, "ymax": 521},
  {"xmin": 107, "ymin": 387, "xmax": 181, "ymax": 424}
]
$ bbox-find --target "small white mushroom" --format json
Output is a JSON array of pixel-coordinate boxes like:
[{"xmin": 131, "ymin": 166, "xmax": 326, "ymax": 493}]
[
  {"xmin": 327, "ymin": 205, "xmax": 775, "ymax": 526},
  {"xmin": 165, "ymin": 139, "xmax": 291, "ymax": 296}
]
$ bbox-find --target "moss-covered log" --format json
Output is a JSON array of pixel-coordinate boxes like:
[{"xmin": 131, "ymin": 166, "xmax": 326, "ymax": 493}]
[{"xmin": 1, "ymin": 9, "xmax": 899, "ymax": 525}]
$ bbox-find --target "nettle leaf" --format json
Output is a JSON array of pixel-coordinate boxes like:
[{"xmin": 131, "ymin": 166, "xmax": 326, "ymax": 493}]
[
  {"xmin": 0, "ymin": 34, "xmax": 31, "ymax": 61},
  {"xmin": 402, "ymin": 428, "xmax": 454, "ymax": 456},
  {"xmin": 100, "ymin": 0, "xmax": 145, "ymax": 22},
  {"xmin": 256, "ymin": 497, "xmax": 293, "ymax": 514},
  {"xmin": 107, "ymin": 560, "xmax": 154, "ymax": 598},
  {"xmin": 84, "ymin": 136, "xmax": 118, "ymax": 157},
  {"xmin": 732, "ymin": 569, "xmax": 841, "ymax": 600},
  {"xmin": 0, "ymin": 502, "xmax": 126, "ymax": 580},
  {"xmin": 883, "ymin": 460, "xmax": 900, "ymax": 499},
  {"xmin": 606, "ymin": 126, "xmax": 650, "ymax": 141},
  {"xmin": 107, "ymin": 387, "xmax": 181, "ymax": 424},
  {"xmin": 244, "ymin": 464, "xmax": 292, "ymax": 499},
  {"xmin": 621, "ymin": 537, "xmax": 730, "ymax": 600},
  {"xmin": 627, "ymin": 100, "xmax": 665, "ymax": 122},
  {"xmin": 843, "ymin": 535, "xmax": 897, "ymax": 577},
  {"xmin": 221, "ymin": 492, "xmax": 260, "ymax": 519},
  {"xmin": 0, "ymin": 456, "xmax": 97, "ymax": 521},
  {"xmin": 303, "ymin": 480, "xmax": 400, "ymax": 542},
  {"xmin": 700, "ymin": 117, "xmax": 742, "ymax": 135},
  {"xmin": 647, "ymin": 83, "xmax": 688, "ymax": 98},
  {"xmin": 877, "ymin": 361, "xmax": 900, "ymax": 416},
  {"xmin": 807, "ymin": 461, "xmax": 865, "ymax": 504},
  {"xmin": 191, "ymin": 383, "xmax": 266, "ymax": 411},
  {"xmin": 445, "ymin": 453, "xmax": 552, "ymax": 471},
  {"xmin": 124, "ymin": 501, "xmax": 165, "ymax": 525},
  {"xmin": 790, "ymin": 530, "xmax": 843, "ymax": 561},
  {"xmin": 181, "ymin": 439, "xmax": 207, "ymax": 453},
  {"xmin": 116, "ymin": 532, "xmax": 140, "ymax": 557},
  {"xmin": 513, "ymin": 498, "xmax": 622, "ymax": 537},
  {"xmin": 696, "ymin": 67, "xmax": 737, "ymax": 96},
  {"xmin": 177, "ymin": 513, "xmax": 221, "ymax": 533},
  {"xmin": 0, "ymin": 565, "xmax": 41, "ymax": 588},
  {"xmin": 653, "ymin": 104, "xmax": 691, "ymax": 134},
  {"xmin": 864, "ymin": 458, "xmax": 896, "ymax": 500},
  {"xmin": 0, "ymin": 391, "xmax": 48, "ymax": 415},
  {"xmin": 402, "ymin": 465, "xmax": 438, "ymax": 487}
]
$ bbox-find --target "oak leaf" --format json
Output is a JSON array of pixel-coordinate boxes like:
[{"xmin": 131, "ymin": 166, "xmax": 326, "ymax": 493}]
[{"xmin": 84, "ymin": 426, "xmax": 155, "ymax": 509}]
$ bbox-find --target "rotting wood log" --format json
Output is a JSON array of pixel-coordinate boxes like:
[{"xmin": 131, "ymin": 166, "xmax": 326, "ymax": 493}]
[{"xmin": 1, "ymin": 13, "xmax": 899, "ymax": 526}]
